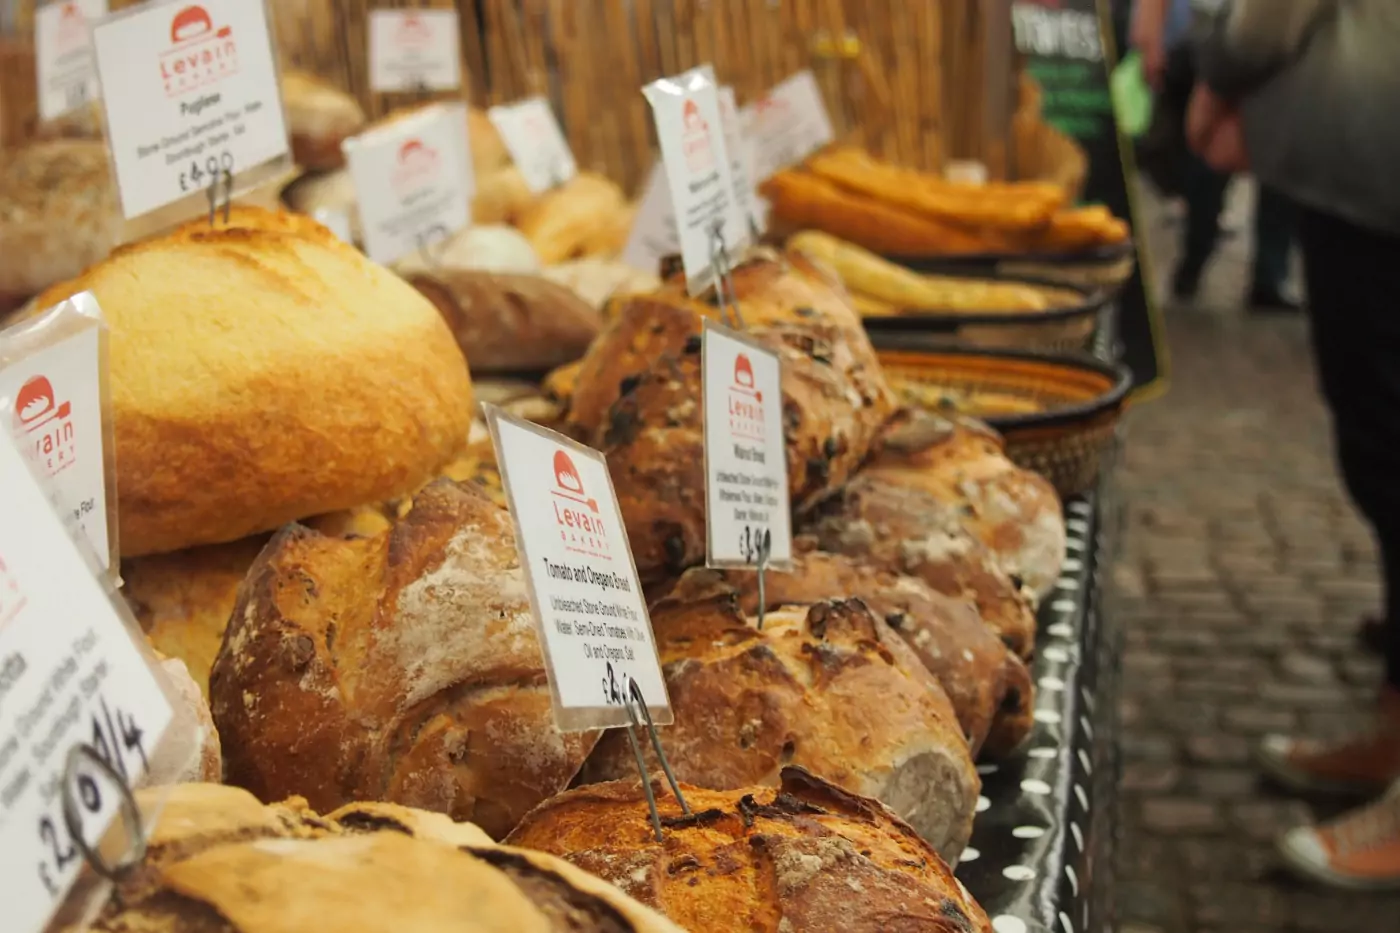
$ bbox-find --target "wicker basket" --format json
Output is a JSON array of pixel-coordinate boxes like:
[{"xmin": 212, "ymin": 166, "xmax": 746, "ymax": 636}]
[
  {"xmin": 859, "ymin": 277, "xmax": 1108, "ymax": 353},
  {"xmin": 874, "ymin": 343, "xmax": 1131, "ymax": 498}
]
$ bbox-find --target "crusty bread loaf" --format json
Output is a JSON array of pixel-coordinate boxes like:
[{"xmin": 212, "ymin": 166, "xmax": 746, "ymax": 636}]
[
  {"xmin": 209, "ymin": 479, "xmax": 597, "ymax": 839},
  {"xmin": 659, "ymin": 550, "xmax": 1033, "ymax": 759},
  {"xmin": 281, "ymin": 69, "xmax": 367, "ymax": 172},
  {"xmin": 33, "ymin": 206, "xmax": 475, "ymax": 556},
  {"xmin": 407, "ymin": 270, "xmax": 602, "ymax": 373},
  {"xmin": 508, "ymin": 767, "xmax": 993, "ymax": 932},
  {"xmin": 578, "ymin": 592, "xmax": 978, "ymax": 860},
  {"xmin": 516, "ymin": 173, "xmax": 630, "ymax": 263},
  {"xmin": 865, "ymin": 412, "xmax": 1066, "ymax": 600},
  {"xmin": 0, "ymin": 139, "xmax": 121, "ymax": 313},
  {"xmin": 564, "ymin": 251, "xmax": 895, "ymax": 583},
  {"xmin": 472, "ymin": 165, "xmax": 536, "ymax": 225},
  {"xmin": 60, "ymin": 783, "xmax": 685, "ymax": 933},
  {"xmin": 805, "ymin": 475, "xmax": 1038, "ymax": 659}
]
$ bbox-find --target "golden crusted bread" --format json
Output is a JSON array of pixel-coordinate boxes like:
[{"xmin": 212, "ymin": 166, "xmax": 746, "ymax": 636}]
[
  {"xmin": 407, "ymin": 270, "xmax": 602, "ymax": 373},
  {"xmin": 472, "ymin": 165, "xmax": 536, "ymax": 225},
  {"xmin": 865, "ymin": 412, "xmax": 1066, "ymax": 600},
  {"xmin": 515, "ymin": 173, "xmax": 629, "ymax": 264},
  {"xmin": 658, "ymin": 550, "xmax": 1033, "ymax": 759},
  {"xmin": 579, "ymin": 592, "xmax": 978, "ymax": 860},
  {"xmin": 60, "ymin": 783, "xmax": 684, "ymax": 933},
  {"xmin": 804, "ymin": 476, "xmax": 1038, "ymax": 660},
  {"xmin": 34, "ymin": 206, "xmax": 475, "ymax": 556},
  {"xmin": 508, "ymin": 767, "xmax": 993, "ymax": 933},
  {"xmin": 0, "ymin": 139, "xmax": 121, "ymax": 312},
  {"xmin": 565, "ymin": 251, "xmax": 895, "ymax": 583},
  {"xmin": 281, "ymin": 69, "xmax": 367, "ymax": 172},
  {"xmin": 209, "ymin": 480, "xmax": 597, "ymax": 839}
]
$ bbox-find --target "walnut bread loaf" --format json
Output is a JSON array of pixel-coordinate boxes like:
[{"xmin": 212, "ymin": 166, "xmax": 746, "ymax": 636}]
[
  {"xmin": 508, "ymin": 767, "xmax": 993, "ymax": 933},
  {"xmin": 209, "ymin": 479, "xmax": 597, "ymax": 839},
  {"xmin": 32, "ymin": 206, "xmax": 475, "ymax": 556},
  {"xmin": 56, "ymin": 783, "xmax": 685, "ymax": 933},
  {"xmin": 578, "ymin": 589, "xmax": 979, "ymax": 860}
]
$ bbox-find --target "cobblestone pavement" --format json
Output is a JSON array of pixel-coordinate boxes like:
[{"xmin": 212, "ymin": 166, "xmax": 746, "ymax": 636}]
[{"xmin": 1112, "ymin": 183, "xmax": 1400, "ymax": 932}]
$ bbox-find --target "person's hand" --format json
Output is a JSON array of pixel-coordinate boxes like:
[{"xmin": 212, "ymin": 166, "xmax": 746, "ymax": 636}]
[
  {"xmin": 1129, "ymin": 0, "xmax": 1168, "ymax": 90},
  {"xmin": 1186, "ymin": 84, "xmax": 1249, "ymax": 172}
]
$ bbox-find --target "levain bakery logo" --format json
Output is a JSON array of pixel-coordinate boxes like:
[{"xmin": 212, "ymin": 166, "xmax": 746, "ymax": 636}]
[
  {"xmin": 160, "ymin": 4, "xmax": 238, "ymax": 98},
  {"xmin": 53, "ymin": 2, "xmax": 91, "ymax": 52},
  {"xmin": 550, "ymin": 450, "xmax": 609, "ymax": 559},
  {"xmin": 681, "ymin": 99, "xmax": 715, "ymax": 174},
  {"xmin": 727, "ymin": 352, "xmax": 765, "ymax": 443},
  {"xmin": 16, "ymin": 375, "xmax": 77, "ymax": 479},
  {"xmin": 0, "ymin": 555, "xmax": 25, "ymax": 631},
  {"xmin": 392, "ymin": 137, "xmax": 441, "ymax": 196}
]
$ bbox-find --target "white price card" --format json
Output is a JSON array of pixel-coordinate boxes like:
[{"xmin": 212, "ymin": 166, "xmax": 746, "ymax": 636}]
[
  {"xmin": 701, "ymin": 320, "xmax": 793, "ymax": 571},
  {"xmin": 343, "ymin": 103, "xmax": 473, "ymax": 266},
  {"xmin": 485, "ymin": 407, "xmax": 671, "ymax": 733},
  {"xmin": 741, "ymin": 69, "xmax": 835, "ymax": 183},
  {"xmin": 369, "ymin": 8, "xmax": 462, "ymax": 93},
  {"xmin": 90, "ymin": 0, "xmax": 291, "ymax": 223},
  {"xmin": 488, "ymin": 96, "xmax": 578, "ymax": 195},
  {"xmin": 642, "ymin": 64, "xmax": 747, "ymax": 295},
  {"xmin": 621, "ymin": 160, "xmax": 678, "ymax": 276},
  {"xmin": 35, "ymin": 0, "xmax": 107, "ymax": 123},
  {"xmin": 0, "ymin": 429, "xmax": 173, "ymax": 933},
  {"xmin": 0, "ymin": 293, "xmax": 114, "ymax": 572},
  {"xmin": 717, "ymin": 86, "xmax": 763, "ymax": 236}
]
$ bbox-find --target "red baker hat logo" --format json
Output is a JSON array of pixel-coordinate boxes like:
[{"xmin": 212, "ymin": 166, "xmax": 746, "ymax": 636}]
[
  {"xmin": 170, "ymin": 5, "xmax": 215, "ymax": 43},
  {"xmin": 734, "ymin": 354, "xmax": 754, "ymax": 388},
  {"xmin": 61, "ymin": 2, "xmax": 82, "ymax": 20},
  {"xmin": 683, "ymin": 99, "xmax": 705, "ymax": 133},
  {"xmin": 15, "ymin": 376, "xmax": 58, "ymax": 427},
  {"xmin": 552, "ymin": 450, "xmax": 599, "ymax": 513}
]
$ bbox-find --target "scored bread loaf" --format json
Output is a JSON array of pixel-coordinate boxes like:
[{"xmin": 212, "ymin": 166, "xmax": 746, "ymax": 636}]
[
  {"xmin": 507, "ymin": 767, "xmax": 993, "ymax": 933},
  {"xmin": 578, "ymin": 592, "xmax": 978, "ymax": 860},
  {"xmin": 660, "ymin": 549, "xmax": 1033, "ymax": 759},
  {"xmin": 58, "ymin": 783, "xmax": 685, "ymax": 933},
  {"xmin": 0, "ymin": 139, "xmax": 120, "ymax": 313},
  {"xmin": 33, "ymin": 206, "xmax": 475, "ymax": 556},
  {"xmin": 865, "ymin": 412, "xmax": 1066, "ymax": 600},
  {"xmin": 281, "ymin": 69, "xmax": 367, "ymax": 171},
  {"xmin": 209, "ymin": 479, "xmax": 597, "ymax": 840}
]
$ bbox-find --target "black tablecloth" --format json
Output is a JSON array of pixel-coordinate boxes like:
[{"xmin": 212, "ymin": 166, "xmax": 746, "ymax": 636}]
[{"xmin": 955, "ymin": 488, "xmax": 1123, "ymax": 933}]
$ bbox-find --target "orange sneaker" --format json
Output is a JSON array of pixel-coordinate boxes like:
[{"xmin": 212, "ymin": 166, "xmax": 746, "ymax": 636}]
[
  {"xmin": 1278, "ymin": 783, "xmax": 1400, "ymax": 890},
  {"xmin": 1258, "ymin": 687, "xmax": 1400, "ymax": 796}
]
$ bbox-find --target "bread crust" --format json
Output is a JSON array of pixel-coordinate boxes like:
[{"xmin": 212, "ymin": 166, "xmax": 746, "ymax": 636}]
[
  {"xmin": 578, "ymin": 592, "xmax": 978, "ymax": 860},
  {"xmin": 507, "ymin": 767, "xmax": 993, "ymax": 933},
  {"xmin": 209, "ymin": 480, "xmax": 597, "ymax": 839},
  {"xmin": 281, "ymin": 70, "xmax": 367, "ymax": 172},
  {"xmin": 34, "ymin": 207, "xmax": 475, "ymax": 556}
]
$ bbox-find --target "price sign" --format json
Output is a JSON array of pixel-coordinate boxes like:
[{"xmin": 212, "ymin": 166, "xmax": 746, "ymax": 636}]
[
  {"xmin": 701, "ymin": 320, "xmax": 793, "ymax": 571},
  {"xmin": 35, "ymin": 0, "xmax": 107, "ymax": 123},
  {"xmin": 488, "ymin": 96, "xmax": 578, "ymax": 194},
  {"xmin": 485, "ymin": 407, "xmax": 670, "ymax": 733},
  {"xmin": 716, "ymin": 86, "xmax": 763, "ymax": 236},
  {"xmin": 0, "ymin": 429, "xmax": 172, "ymax": 933},
  {"xmin": 740, "ymin": 69, "xmax": 835, "ymax": 182},
  {"xmin": 642, "ymin": 64, "xmax": 747, "ymax": 295},
  {"xmin": 0, "ymin": 292, "xmax": 114, "ymax": 572},
  {"xmin": 343, "ymin": 103, "xmax": 473, "ymax": 266},
  {"xmin": 90, "ymin": 0, "xmax": 290, "ymax": 223},
  {"xmin": 369, "ymin": 9, "xmax": 461, "ymax": 93},
  {"xmin": 620, "ymin": 160, "xmax": 678, "ymax": 276}
]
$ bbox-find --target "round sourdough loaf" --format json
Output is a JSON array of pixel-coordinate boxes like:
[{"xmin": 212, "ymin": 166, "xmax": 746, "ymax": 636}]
[
  {"xmin": 578, "ymin": 592, "xmax": 979, "ymax": 861},
  {"xmin": 56, "ymin": 783, "xmax": 685, "ymax": 933},
  {"xmin": 209, "ymin": 479, "xmax": 597, "ymax": 840},
  {"xmin": 0, "ymin": 139, "xmax": 121, "ymax": 313},
  {"xmin": 507, "ymin": 767, "xmax": 993, "ymax": 933},
  {"xmin": 32, "ymin": 207, "xmax": 475, "ymax": 556}
]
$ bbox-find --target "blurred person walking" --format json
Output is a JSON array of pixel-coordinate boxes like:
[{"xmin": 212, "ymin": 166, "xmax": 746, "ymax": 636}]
[
  {"xmin": 1131, "ymin": 0, "xmax": 1299, "ymax": 310},
  {"xmin": 1191, "ymin": 0, "xmax": 1400, "ymax": 890}
]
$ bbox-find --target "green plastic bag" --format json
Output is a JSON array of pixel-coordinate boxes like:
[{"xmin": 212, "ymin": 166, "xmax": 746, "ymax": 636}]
[{"xmin": 1112, "ymin": 51, "xmax": 1154, "ymax": 139}]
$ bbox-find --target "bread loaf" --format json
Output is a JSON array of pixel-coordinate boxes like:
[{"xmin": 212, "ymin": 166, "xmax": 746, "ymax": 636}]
[
  {"xmin": 209, "ymin": 479, "xmax": 597, "ymax": 839},
  {"xmin": 407, "ymin": 270, "xmax": 602, "ymax": 373},
  {"xmin": 151, "ymin": 654, "xmax": 223, "ymax": 784},
  {"xmin": 805, "ymin": 475, "xmax": 1038, "ymax": 659},
  {"xmin": 865, "ymin": 412, "xmax": 1066, "ymax": 600},
  {"xmin": 0, "ymin": 139, "xmax": 120, "ymax": 313},
  {"xmin": 33, "ymin": 206, "xmax": 475, "ymax": 556},
  {"xmin": 578, "ymin": 592, "xmax": 978, "ymax": 859},
  {"xmin": 60, "ymin": 783, "xmax": 685, "ymax": 933},
  {"xmin": 508, "ymin": 767, "xmax": 993, "ymax": 933},
  {"xmin": 395, "ymin": 225, "xmax": 542, "ymax": 278},
  {"xmin": 660, "ymin": 550, "xmax": 1033, "ymax": 759},
  {"xmin": 516, "ymin": 173, "xmax": 630, "ymax": 263},
  {"xmin": 281, "ymin": 69, "xmax": 367, "ymax": 172},
  {"xmin": 542, "ymin": 259, "xmax": 661, "ymax": 310}
]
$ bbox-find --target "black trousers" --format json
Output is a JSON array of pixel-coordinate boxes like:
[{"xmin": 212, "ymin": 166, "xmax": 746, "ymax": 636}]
[{"xmin": 1300, "ymin": 207, "xmax": 1400, "ymax": 689}]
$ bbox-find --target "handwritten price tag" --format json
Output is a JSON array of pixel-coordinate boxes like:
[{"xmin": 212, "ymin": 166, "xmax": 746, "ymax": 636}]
[
  {"xmin": 35, "ymin": 0, "xmax": 107, "ymax": 123},
  {"xmin": 701, "ymin": 320, "xmax": 793, "ymax": 571},
  {"xmin": 0, "ymin": 429, "xmax": 172, "ymax": 933},
  {"xmin": 488, "ymin": 96, "xmax": 578, "ymax": 194},
  {"xmin": 91, "ymin": 0, "xmax": 290, "ymax": 223},
  {"xmin": 485, "ymin": 407, "xmax": 670, "ymax": 732}
]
